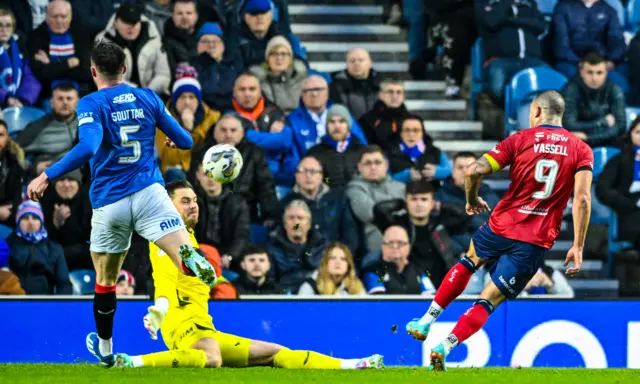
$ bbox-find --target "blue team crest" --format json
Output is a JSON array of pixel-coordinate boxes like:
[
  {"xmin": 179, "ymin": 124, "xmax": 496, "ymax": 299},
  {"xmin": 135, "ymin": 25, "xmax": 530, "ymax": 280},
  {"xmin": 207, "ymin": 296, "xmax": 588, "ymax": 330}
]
[{"xmin": 0, "ymin": 67, "xmax": 20, "ymax": 94}]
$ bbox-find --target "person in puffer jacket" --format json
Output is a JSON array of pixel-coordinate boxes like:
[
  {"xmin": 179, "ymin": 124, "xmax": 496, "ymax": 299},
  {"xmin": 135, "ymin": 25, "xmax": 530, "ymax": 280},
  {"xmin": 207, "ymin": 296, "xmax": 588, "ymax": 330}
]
[
  {"xmin": 95, "ymin": 5, "xmax": 171, "ymax": 96},
  {"xmin": 6, "ymin": 201, "xmax": 72, "ymax": 295},
  {"xmin": 267, "ymin": 199, "xmax": 328, "ymax": 293},
  {"xmin": 329, "ymin": 48, "xmax": 380, "ymax": 120},
  {"xmin": 552, "ymin": 0, "xmax": 628, "ymax": 92},
  {"xmin": 227, "ymin": 0, "xmax": 306, "ymax": 70},
  {"xmin": 191, "ymin": 22, "xmax": 243, "ymax": 112},
  {"xmin": 475, "ymin": 0, "xmax": 548, "ymax": 104},
  {"xmin": 250, "ymin": 35, "xmax": 308, "ymax": 113}
]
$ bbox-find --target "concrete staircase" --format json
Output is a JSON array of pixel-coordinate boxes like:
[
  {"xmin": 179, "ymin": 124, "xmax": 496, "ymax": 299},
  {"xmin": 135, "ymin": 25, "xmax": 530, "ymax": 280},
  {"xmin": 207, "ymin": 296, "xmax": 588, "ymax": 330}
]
[{"xmin": 288, "ymin": 0, "xmax": 617, "ymax": 297}]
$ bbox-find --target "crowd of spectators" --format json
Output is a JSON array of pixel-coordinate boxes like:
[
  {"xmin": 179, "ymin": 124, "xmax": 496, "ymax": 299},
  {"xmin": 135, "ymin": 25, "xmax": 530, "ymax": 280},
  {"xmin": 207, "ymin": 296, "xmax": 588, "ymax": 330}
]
[{"xmin": 3, "ymin": 0, "xmax": 636, "ymax": 297}]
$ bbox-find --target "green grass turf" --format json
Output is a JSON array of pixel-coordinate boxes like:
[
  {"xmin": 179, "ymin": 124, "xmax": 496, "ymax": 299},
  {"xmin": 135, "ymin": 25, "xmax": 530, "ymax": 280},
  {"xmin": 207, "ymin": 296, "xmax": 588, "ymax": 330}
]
[{"xmin": 0, "ymin": 365, "xmax": 637, "ymax": 384}]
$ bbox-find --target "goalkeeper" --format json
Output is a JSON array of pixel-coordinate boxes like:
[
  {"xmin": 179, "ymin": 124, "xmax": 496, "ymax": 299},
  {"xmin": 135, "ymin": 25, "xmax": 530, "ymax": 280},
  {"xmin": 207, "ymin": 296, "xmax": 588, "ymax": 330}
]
[{"xmin": 100, "ymin": 180, "xmax": 383, "ymax": 370}]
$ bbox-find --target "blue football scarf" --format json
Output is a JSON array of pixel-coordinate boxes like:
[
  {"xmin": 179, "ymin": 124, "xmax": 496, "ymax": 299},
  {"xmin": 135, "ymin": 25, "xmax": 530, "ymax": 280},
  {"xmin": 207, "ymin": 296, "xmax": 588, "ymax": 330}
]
[
  {"xmin": 0, "ymin": 38, "xmax": 23, "ymax": 97},
  {"xmin": 634, "ymin": 146, "xmax": 640, "ymax": 182},
  {"xmin": 16, "ymin": 225, "xmax": 48, "ymax": 244},
  {"xmin": 324, "ymin": 133, "xmax": 352, "ymax": 153},
  {"xmin": 48, "ymin": 27, "xmax": 75, "ymax": 60},
  {"xmin": 400, "ymin": 139, "xmax": 426, "ymax": 162}
]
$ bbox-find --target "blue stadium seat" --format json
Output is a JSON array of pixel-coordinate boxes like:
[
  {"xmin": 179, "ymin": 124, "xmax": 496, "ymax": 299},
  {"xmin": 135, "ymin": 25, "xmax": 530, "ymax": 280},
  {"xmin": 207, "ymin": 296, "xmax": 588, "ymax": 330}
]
[
  {"xmin": 503, "ymin": 67, "xmax": 568, "ymax": 136},
  {"xmin": 629, "ymin": 0, "xmax": 640, "ymax": 31},
  {"xmin": 69, "ymin": 270, "xmax": 96, "ymax": 295},
  {"xmin": 604, "ymin": 0, "xmax": 627, "ymax": 28},
  {"xmin": 2, "ymin": 106, "xmax": 46, "ymax": 138},
  {"xmin": 608, "ymin": 212, "xmax": 633, "ymax": 277},
  {"xmin": 275, "ymin": 186, "xmax": 292, "ymax": 200},
  {"xmin": 470, "ymin": 38, "xmax": 484, "ymax": 119},
  {"xmin": 626, "ymin": 107, "xmax": 640, "ymax": 130},
  {"xmin": 536, "ymin": 0, "xmax": 558, "ymax": 14},
  {"xmin": 590, "ymin": 147, "xmax": 619, "ymax": 224}
]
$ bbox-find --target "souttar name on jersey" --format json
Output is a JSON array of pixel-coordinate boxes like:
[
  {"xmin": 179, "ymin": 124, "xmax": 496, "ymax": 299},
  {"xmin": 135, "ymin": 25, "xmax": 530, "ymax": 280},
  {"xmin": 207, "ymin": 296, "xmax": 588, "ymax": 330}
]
[
  {"xmin": 533, "ymin": 143, "xmax": 568, "ymax": 156},
  {"xmin": 111, "ymin": 108, "xmax": 145, "ymax": 122}
]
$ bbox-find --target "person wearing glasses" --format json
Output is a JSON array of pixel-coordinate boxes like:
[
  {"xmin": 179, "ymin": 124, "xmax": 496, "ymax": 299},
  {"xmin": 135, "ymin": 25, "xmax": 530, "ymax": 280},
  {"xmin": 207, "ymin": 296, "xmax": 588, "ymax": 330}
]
[
  {"xmin": 346, "ymin": 145, "xmax": 405, "ymax": 254},
  {"xmin": 361, "ymin": 225, "xmax": 435, "ymax": 295},
  {"xmin": 279, "ymin": 155, "xmax": 360, "ymax": 255},
  {"xmin": 288, "ymin": 75, "xmax": 369, "ymax": 157},
  {"xmin": 386, "ymin": 114, "xmax": 451, "ymax": 184},
  {"xmin": 0, "ymin": 7, "xmax": 41, "ymax": 108},
  {"xmin": 358, "ymin": 79, "xmax": 411, "ymax": 147}
]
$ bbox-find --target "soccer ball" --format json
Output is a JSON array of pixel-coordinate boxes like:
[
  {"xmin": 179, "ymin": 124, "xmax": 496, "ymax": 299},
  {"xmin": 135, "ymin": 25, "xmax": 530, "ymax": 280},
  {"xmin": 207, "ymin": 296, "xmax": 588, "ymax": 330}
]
[{"xmin": 202, "ymin": 144, "xmax": 243, "ymax": 183}]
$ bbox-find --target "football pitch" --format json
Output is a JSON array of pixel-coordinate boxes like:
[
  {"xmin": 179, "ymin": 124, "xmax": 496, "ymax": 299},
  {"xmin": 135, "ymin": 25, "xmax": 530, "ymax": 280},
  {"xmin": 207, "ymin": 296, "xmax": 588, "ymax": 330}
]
[{"xmin": 0, "ymin": 365, "xmax": 637, "ymax": 384}]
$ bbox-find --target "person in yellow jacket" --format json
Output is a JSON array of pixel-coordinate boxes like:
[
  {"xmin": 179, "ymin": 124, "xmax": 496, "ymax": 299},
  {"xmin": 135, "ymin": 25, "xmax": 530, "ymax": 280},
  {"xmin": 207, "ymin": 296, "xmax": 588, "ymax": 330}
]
[
  {"xmin": 111, "ymin": 180, "xmax": 384, "ymax": 370},
  {"xmin": 156, "ymin": 70, "xmax": 220, "ymax": 177}
]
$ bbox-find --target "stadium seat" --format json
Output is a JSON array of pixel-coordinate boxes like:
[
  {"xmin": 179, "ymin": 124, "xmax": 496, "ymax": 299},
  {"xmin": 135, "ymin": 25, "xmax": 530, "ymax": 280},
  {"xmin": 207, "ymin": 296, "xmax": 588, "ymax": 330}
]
[
  {"xmin": 470, "ymin": 38, "xmax": 484, "ymax": 119},
  {"xmin": 536, "ymin": 0, "xmax": 558, "ymax": 14},
  {"xmin": 629, "ymin": 0, "xmax": 640, "ymax": 31},
  {"xmin": 608, "ymin": 212, "xmax": 634, "ymax": 277},
  {"xmin": 2, "ymin": 106, "xmax": 46, "ymax": 138},
  {"xmin": 591, "ymin": 147, "xmax": 620, "ymax": 224},
  {"xmin": 69, "ymin": 270, "xmax": 97, "ymax": 295},
  {"xmin": 503, "ymin": 67, "xmax": 568, "ymax": 136},
  {"xmin": 604, "ymin": 0, "xmax": 627, "ymax": 27},
  {"xmin": 626, "ymin": 107, "xmax": 640, "ymax": 130},
  {"xmin": 275, "ymin": 186, "xmax": 292, "ymax": 200}
]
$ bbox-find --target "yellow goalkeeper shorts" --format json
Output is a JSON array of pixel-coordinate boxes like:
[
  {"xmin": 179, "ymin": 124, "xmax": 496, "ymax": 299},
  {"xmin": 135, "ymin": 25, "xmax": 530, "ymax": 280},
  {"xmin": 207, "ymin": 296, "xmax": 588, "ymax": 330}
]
[{"xmin": 166, "ymin": 314, "xmax": 252, "ymax": 367}]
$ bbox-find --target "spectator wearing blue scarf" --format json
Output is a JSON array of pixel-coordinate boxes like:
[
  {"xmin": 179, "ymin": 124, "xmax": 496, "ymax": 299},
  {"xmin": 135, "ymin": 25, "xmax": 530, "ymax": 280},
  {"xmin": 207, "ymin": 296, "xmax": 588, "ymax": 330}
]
[
  {"xmin": 26, "ymin": 0, "xmax": 93, "ymax": 100},
  {"xmin": 0, "ymin": 8, "xmax": 41, "ymax": 107},
  {"xmin": 306, "ymin": 104, "xmax": 367, "ymax": 189},
  {"xmin": 386, "ymin": 115, "xmax": 451, "ymax": 184},
  {"xmin": 6, "ymin": 200, "xmax": 72, "ymax": 295}
]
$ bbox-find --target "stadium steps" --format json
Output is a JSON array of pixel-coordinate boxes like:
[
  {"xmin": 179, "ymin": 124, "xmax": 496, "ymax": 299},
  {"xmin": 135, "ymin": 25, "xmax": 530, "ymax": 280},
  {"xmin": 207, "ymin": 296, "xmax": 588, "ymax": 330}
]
[
  {"xmin": 291, "ymin": 1, "xmax": 613, "ymax": 290},
  {"xmin": 289, "ymin": 1, "xmax": 483, "ymax": 141}
]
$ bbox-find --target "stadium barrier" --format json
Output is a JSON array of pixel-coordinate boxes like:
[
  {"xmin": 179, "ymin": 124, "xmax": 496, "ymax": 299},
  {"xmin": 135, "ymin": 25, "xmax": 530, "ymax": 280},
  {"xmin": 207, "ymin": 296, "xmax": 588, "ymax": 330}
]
[{"xmin": 2, "ymin": 296, "xmax": 639, "ymax": 368}]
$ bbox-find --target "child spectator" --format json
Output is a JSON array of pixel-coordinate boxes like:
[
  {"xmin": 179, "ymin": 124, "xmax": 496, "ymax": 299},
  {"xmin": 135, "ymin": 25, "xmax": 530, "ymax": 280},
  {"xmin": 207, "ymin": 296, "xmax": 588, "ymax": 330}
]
[{"xmin": 116, "ymin": 270, "xmax": 135, "ymax": 296}]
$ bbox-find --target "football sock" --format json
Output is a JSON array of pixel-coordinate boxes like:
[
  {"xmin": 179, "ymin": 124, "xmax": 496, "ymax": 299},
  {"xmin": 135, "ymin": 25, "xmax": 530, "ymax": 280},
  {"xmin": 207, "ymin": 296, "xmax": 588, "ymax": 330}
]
[
  {"xmin": 139, "ymin": 350, "xmax": 207, "ymax": 368},
  {"xmin": 420, "ymin": 257, "xmax": 476, "ymax": 325},
  {"xmin": 274, "ymin": 349, "xmax": 341, "ymax": 369},
  {"xmin": 340, "ymin": 358, "xmax": 366, "ymax": 369},
  {"xmin": 93, "ymin": 284, "xmax": 117, "ymax": 356},
  {"xmin": 444, "ymin": 299, "xmax": 494, "ymax": 354}
]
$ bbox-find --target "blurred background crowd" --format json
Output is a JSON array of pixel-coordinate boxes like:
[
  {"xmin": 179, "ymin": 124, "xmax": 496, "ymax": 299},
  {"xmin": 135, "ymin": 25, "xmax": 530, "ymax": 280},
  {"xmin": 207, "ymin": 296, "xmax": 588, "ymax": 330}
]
[{"xmin": 0, "ymin": 0, "xmax": 638, "ymax": 298}]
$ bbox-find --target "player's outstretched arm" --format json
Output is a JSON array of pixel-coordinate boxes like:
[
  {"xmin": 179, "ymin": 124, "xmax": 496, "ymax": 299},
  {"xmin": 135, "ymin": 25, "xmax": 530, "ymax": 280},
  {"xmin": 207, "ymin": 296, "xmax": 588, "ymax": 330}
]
[
  {"xmin": 463, "ymin": 155, "xmax": 494, "ymax": 215},
  {"xmin": 565, "ymin": 170, "xmax": 592, "ymax": 276},
  {"xmin": 155, "ymin": 94, "xmax": 194, "ymax": 150},
  {"xmin": 27, "ymin": 123, "xmax": 103, "ymax": 201}
]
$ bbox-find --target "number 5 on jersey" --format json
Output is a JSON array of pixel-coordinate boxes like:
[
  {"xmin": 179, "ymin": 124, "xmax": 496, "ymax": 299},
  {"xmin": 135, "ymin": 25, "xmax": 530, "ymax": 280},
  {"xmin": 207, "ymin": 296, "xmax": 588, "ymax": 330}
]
[
  {"xmin": 532, "ymin": 159, "xmax": 559, "ymax": 200},
  {"xmin": 119, "ymin": 125, "xmax": 141, "ymax": 164}
]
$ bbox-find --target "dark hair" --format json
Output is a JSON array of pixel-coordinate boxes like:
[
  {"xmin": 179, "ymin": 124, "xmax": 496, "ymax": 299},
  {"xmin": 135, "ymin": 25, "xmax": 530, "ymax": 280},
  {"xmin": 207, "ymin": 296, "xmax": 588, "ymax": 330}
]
[
  {"xmin": 91, "ymin": 40, "xmax": 126, "ymax": 78},
  {"xmin": 234, "ymin": 72, "xmax": 260, "ymax": 85},
  {"xmin": 166, "ymin": 180, "xmax": 194, "ymax": 198},
  {"xmin": 453, "ymin": 151, "xmax": 477, "ymax": 162},
  {"xmin": 358, "ymin": 145, "xmax": 386, "ymax": 162},
  {"xmin": 174, "ymin": 0, "xmax": 198, "ymax": 8},
  {"xmin": 52, "ymin": 82, "xmax": 78, "ymax": 93},
  {"xmin": 241, "ymin": 244, "xmax": 269, "ymax": 260},
  {"xmin": 580, "ymin": 52, "xmax": 605, "ymax": 66},
  {"xmin": 0, "ymin": 119, "xmax": 7, "ymax": 131},
  {"xmin": 400, "ymin": 114, "xmax": 424, "ymax": 131},
  {"xmin": 406, "ymin": 179, "xmax": 435, "ymax": 196}
]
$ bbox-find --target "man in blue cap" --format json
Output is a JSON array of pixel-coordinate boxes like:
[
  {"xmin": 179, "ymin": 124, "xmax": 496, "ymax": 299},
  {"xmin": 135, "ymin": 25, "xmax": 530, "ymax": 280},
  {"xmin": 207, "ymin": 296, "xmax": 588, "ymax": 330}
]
[
  {"xmin": 229, "ymin": 0, "xmax": 307, "ymax": 69},
  {"xmin": 192, "ymin": 22, "xmax": 242, "ymax": 111}
]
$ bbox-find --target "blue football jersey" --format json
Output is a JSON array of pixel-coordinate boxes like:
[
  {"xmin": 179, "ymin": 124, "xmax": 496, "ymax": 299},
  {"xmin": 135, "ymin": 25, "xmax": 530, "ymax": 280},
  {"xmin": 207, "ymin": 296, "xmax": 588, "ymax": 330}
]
[{"xmin": 46, "ymin": 83, "xmax": 192, "ymax": 208}]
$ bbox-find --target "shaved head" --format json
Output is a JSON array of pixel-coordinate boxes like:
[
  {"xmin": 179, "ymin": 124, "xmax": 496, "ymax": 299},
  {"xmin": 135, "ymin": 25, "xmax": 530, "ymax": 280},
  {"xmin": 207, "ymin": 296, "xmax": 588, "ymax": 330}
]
[
  {"xmin": 529, "ymin": 91, "xmax": 565, "ymax": 127},
  {"xmin": 534, "ymin": 91, "xmax": 565, "ymax": 117}
]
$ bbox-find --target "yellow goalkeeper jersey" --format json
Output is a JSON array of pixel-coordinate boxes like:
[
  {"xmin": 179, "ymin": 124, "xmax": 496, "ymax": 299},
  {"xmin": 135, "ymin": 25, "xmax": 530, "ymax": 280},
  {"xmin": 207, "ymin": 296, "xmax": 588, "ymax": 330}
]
[{"xmin": 148, "ymin": 231, "xmax": 214, "ymax": 334}]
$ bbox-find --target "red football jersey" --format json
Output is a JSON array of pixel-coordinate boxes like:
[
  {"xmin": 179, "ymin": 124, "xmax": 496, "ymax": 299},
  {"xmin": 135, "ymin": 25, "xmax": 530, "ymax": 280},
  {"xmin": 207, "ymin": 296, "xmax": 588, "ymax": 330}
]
[{"xmin": 484, "ymin": 126, "xmax": 594, "ymax": 248}]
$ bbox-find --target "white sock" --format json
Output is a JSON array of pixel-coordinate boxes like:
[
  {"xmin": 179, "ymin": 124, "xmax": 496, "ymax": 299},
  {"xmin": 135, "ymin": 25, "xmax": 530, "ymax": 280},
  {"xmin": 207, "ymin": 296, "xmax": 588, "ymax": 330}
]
[
  {"xmin": 340, "ymin": 358, "xmax": 361, "ymax": 369},
  {"xmin": 98, "ymin": 337, "xmax": 112, "ymax": 356},
  {"xmin": 130, "ymin": 355, "xmax": 145, "ymax": 368},
  {"xmin": 418, "ymin": 302, "xmax": 444, "ymax": 326},
  {"xmin": 441, "ymin": 334, "xmax": 459, "ymax": 354}
]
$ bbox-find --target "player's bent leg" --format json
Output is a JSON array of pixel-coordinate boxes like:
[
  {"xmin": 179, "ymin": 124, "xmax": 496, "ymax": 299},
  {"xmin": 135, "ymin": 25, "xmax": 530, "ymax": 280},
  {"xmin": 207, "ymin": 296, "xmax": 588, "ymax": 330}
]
[
  {"xmin": 87, "ymin": 251, "xmax": 127, "ymax": 367},
  {"xmin": 406, "ymin": 241, "xmax": 487, "ymax": 342}
]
